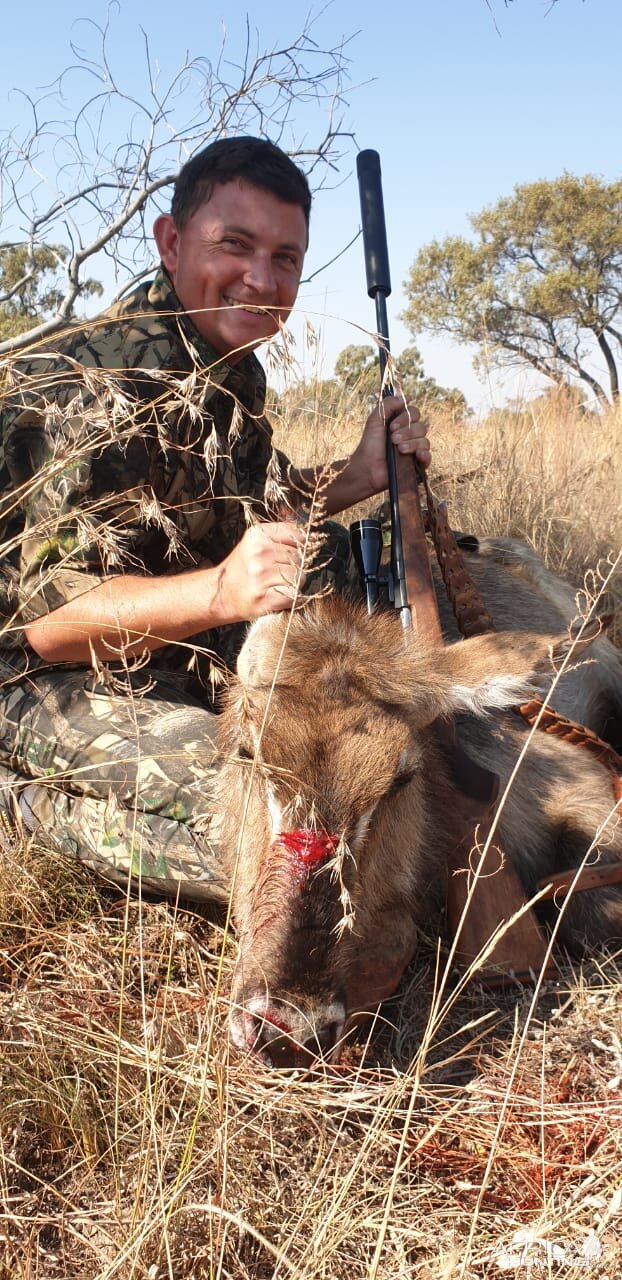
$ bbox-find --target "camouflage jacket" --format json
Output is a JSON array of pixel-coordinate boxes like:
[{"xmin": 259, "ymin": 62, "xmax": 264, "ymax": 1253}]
[{"xmin": 0, "ymin": 269, "xmax": 291, "ymax": 685}]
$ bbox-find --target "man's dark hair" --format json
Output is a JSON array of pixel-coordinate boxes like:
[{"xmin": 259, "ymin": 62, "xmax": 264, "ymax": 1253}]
[{"xmin": 171, "ymin": 136, "xmax": 312, "ymax": 231}]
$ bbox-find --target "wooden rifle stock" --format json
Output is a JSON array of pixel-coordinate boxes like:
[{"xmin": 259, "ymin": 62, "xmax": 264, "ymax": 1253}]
[
  {"xmin": 356, "ymin": 151, "xmax": 554, "ymax": 983},
  {"xmin": 393, "ymin": 452, "xmax": 442, "ymax": 641}
]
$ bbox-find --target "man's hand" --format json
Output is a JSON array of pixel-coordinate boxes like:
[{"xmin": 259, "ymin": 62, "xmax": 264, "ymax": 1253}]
[
  {"xmin": 351, "ymin": 396, "xmax": 431, "ymax": 499},
  {"xmin": 25, "ymin": 520, "xmax": 309, "ymax": 665},
  {"xmin": 217, "ymin": 521, "xmax": 307, "ymax": 620},
  {"xmin": 305, "ymin": 395, "xmax": 431, "ymax": 516}
]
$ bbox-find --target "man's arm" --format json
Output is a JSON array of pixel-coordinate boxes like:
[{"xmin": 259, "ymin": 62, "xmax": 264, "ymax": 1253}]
[{"xmin": 25, "ymin": 521, "xmax": 307, "ymax": 664}]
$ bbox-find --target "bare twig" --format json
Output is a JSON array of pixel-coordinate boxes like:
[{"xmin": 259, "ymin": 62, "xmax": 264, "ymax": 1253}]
[{"xmin": 0, "ymin": 11, "xmax": 355, "ymax": 356}]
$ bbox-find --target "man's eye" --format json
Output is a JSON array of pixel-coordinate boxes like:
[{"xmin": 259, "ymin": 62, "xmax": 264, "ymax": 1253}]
[{"xmin": 274, "ymin": 252, "xmax": 299, "ymax": 269}]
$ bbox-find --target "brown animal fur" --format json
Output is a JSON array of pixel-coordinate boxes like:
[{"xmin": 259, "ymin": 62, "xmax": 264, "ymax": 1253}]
[
  {"xmin": 216, "ymin": 539, "xmax": 622, "ymax": 1066},
  {"xmin": 437, "ymin": 537, "xmax": 622, "ymax": 738}
]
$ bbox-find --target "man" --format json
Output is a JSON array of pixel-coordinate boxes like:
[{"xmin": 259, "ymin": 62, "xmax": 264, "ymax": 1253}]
[{"xmin": 0, "ymin": 136, "xmax": 430, "ymax": 900}]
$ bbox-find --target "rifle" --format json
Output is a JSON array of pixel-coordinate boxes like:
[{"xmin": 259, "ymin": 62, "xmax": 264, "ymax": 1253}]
[{"xmin": 351, "ymin": 149, "xmax": 554, "ymax": 984}]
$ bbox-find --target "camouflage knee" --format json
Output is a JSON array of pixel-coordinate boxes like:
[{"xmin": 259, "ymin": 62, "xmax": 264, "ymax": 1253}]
[{"xmin": 11, "ymin": 772, "xmax": 229, "ymax": 903}]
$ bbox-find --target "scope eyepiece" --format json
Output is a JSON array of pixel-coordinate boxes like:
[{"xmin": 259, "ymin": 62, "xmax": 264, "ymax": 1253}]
[{"xmin": 351, "ymin": 518, "xmax": 383, "ymax": 613}]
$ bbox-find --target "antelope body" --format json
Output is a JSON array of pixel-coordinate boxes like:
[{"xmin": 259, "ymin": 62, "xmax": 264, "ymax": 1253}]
[{"xmin": 216, "ymin": 538, "xmax": 622, "ymax": 1066}]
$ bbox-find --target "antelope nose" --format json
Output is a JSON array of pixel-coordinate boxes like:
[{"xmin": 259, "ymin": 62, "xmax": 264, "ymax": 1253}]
[
  {"xmin": 235, "ymin": 997, "xmax": 346, "ymax": 1069},
  {"xmin": 250, "ymin": 1016, "xmax": 309, "ymax": 1069}
]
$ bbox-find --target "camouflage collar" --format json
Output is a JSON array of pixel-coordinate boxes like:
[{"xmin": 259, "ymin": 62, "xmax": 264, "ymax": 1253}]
[{"xmin": 147, "ymin": 267, "xmax": 266, "ymax": 408}]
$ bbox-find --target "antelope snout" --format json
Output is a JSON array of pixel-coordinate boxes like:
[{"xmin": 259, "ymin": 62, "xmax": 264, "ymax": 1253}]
[{"xmin": 230, "ymin": 991, "xmax": 347, "ymax": 1069}]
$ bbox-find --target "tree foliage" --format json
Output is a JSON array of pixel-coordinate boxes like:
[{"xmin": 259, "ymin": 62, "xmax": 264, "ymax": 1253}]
[
  {"xmin": 333, "ymin": 342, "xmax": 469, "ymax": 415},
  {"xmin": 0, "ymin": 11, "xmax": 352, "ymax": 355},
  {"xmin": 402, "ymin": 174, "xmax": 622, "ymax": 406},
  {"xmin": 0, "ymin": 244, "xmax": 102, "ymax": 339},
  {"xmin": 333, "ymin": 344, "xmax": 379, "ymax": 396}
]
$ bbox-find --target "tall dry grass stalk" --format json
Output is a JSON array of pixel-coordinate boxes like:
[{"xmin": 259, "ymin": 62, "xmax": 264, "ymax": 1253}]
[{"xmin": 1, "ymin": 365, "xmax": 621, "ymax": 1277}]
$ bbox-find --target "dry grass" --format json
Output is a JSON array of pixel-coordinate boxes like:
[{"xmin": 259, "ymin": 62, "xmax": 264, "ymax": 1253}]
[
  {"xmin": 2, "ymin": 841, "xmax": 621, "ymax": 1278},
  {"xmin": 420, "ymin": 391, "xmax": 621, "ymax": 644},
  {"xmin": 273, "ymin": 382, "xmax": 621, "ymax": 635},
  {"xmin": 1, "ymin": 375, "xmax": 622, "ymax": 1278}
]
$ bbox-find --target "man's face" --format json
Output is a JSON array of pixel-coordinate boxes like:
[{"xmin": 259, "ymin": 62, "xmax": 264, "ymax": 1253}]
[{"xmin": 154, "ymin": 178, "xmax": 307, "ymax": 360}]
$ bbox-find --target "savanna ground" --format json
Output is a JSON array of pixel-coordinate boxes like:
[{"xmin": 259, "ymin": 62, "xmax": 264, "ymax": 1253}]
[{"xmin": 1, "ymin": 378, "xmax": 621, "ymax": 1279}]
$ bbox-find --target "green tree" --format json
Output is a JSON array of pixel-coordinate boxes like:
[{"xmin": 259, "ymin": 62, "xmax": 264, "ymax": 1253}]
[
  {"xmin": 333, "ymin": 344, "xmax": 379, "ymax": 395},
  {"xmin": 402, "ymin": 174, "xmax": 622, "ymax": 406},
  {"xmin": 0, "ymin": 244, "xmax": 102, "ymax": 340},
  {"xmin": 333, "ymin": 342, "xmax": 469, "ymax": 415}
]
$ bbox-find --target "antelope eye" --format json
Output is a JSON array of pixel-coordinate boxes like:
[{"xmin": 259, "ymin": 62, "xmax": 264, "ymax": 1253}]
[
  {"xmin": 238, "ymin": 745, "xmax": 255, "ymax": 762},
  {"xmin": 387, "ymin": 766, "xmax": 418, "ymax": 795}
]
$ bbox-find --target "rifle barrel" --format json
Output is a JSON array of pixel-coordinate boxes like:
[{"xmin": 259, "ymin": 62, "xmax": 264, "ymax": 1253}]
[{"xmin": 356, "ymin": 149, "xmax": 409, "ymax": 623}]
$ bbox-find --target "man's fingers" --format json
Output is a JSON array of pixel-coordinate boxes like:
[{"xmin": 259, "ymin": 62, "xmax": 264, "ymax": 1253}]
[
  {"xmin": 257, "ymin": 565, "xmax": 306, "ymax": 615},
  {"xmin": 245, "ymin": 522, "xmax": 314, "ymax": 590},
  {"xmin": 382, "ymin": 396, "xmax": 422, "ymax": 425},
  {"xmin": 389, "ymin": 409, "xmax": 430, "ymax": 452},
  {"xmin": 256, "ymin": 519, "xmax": 305, "ymax": 546}
]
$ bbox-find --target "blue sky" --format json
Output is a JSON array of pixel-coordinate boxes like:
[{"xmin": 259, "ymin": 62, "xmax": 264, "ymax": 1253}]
[{"xmin": 1, "ymin": 0, "xmax": 619, "ymax": 411}]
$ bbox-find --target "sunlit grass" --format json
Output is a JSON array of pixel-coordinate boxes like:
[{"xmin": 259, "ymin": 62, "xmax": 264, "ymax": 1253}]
[{"xmin": 1, "ymin": 370, "xmax": 620, "ymax": 1277}]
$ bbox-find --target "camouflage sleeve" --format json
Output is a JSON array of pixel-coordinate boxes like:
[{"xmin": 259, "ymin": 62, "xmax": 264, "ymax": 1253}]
[
  {"xmin": 265, "ymin": 444, "xmax": 330, "ymax": 518},
  {"xmin": 0, "ymin": 347, "xmax": 156, "ymax": 638},
  {"xmin": 2, "ymin": 396, "xmax": 113, "ymax": 632},
  {"xmin": 0, "ymin": 299, "xmax": 292, "ymax": 648}
]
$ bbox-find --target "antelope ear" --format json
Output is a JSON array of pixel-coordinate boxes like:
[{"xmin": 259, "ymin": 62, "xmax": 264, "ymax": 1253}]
[
  {"xmin": 236, "ymin": 614, "xmax": 284, "ymax": 688},
  {"xmin": 551, "ymin": 615, "xmax": 609, "ymax": 665},
  {"xmin": 435, "ymin": 626, "xmax": 600, "ymax": 718}
]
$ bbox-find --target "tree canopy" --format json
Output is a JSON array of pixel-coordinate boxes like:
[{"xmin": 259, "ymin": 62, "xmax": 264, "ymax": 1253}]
[
  {"xmin": 0, "ymin": 244, "xmax": 102, "ymax": 340},
  {"xmin": 332, "ymin": 342, "xmax": 469, "ymax": 415},
  {"xmin": 402, "ymin": 174, "xmax": 622, "ymax": 406}
]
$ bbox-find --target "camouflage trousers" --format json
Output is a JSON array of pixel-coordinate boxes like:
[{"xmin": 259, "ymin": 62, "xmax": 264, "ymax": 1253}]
[
  {"xmin": 0, "ymin": 661, "xmax": 229, "ymax": 902},
  {"xmin": 0, "ymin": 522, "xmax": 356, "ymax": 903}
]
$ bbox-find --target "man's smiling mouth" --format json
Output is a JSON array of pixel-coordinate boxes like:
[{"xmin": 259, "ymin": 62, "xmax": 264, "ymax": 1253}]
[{"xmin": 223, "ymin": 296, "xmax": 273, "ymax": 316}]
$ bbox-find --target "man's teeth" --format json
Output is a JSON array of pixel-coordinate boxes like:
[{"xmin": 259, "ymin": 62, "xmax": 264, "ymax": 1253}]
[{"xmin": 223, "ymin": 298, "xmax": 267, "ymax": 315}]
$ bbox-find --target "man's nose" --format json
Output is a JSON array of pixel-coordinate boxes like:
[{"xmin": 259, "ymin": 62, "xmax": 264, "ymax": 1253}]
[{"xmin": 243, "ymin": 252, "xmax": 277, "ymax": 293}]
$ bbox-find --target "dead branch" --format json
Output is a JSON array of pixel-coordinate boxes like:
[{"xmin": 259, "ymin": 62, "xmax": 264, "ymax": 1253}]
[{"xmin": 0, "ymin": 11, "xmax": 354, "ymax": 356}]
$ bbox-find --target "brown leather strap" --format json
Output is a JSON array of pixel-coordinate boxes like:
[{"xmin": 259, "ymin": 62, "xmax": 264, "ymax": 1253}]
[
  {"xmin": 517, "ymin": 697, "xmax": 622, "ymax": 770},
  {"xmin": 537, "ymin": 862, "xmax": 622, "ymax": 901},
  {"xmin": 419, "ymin": 466, "xmax": 496, "ymax": 638},
  {"xmin": 517, "ymin": 697, "xmax": 622, "ymax": 813}
]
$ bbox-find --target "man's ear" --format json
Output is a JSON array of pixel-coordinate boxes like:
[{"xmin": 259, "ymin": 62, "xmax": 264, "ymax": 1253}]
[{"xmin": 153, "ymin": 214, "xmax": 179, "ymax": 279}]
